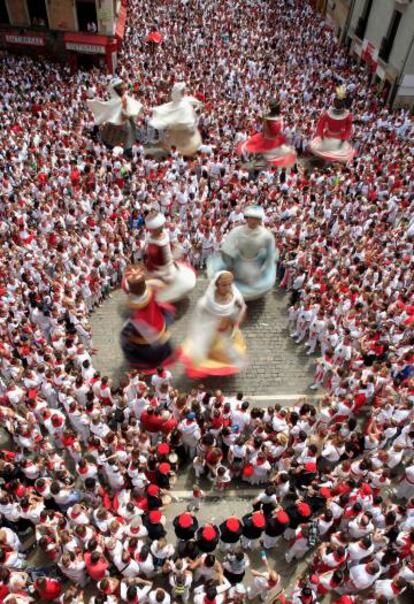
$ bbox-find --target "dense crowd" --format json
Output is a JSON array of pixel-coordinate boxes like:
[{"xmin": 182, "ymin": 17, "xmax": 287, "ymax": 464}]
[{"xmin": 0, "ymin": 0, "xmax": 413, "ymax": 602}]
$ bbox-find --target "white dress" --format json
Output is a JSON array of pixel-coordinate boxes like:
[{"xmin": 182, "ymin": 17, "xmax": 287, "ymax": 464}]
[
  {"xmin": 144, "ymin": 231, "xmax": 196, "ymax": 303},
  {"xmin": 208, "ymin": 224, "xmax": 277, "ymax": 300},
  {"xmin": 87, "ymin": 83, "xmax": 143, "ymax": 149},
  {"xmin": 180, "ymin": 272, "xmax": 247, "ymax": 377},
  {"xmin": 149, "ymin": 82, "xmax": 203, "ymax": 155},
  {"xmin": 149, "ymin": 82, "xmax": 202, "ymax": 131},
  {"xmin": 87, "ymin": 84, "xmax": 143, "ymax": 126}
]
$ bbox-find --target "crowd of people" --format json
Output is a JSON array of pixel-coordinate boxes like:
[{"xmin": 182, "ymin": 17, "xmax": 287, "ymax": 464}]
[{"xmin": 0, "ymin": 0, "xmax": 413, "ymax": 601}]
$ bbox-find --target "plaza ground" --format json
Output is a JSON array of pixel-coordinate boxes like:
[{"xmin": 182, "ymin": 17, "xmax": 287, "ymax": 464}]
[
  {"xmin": 91, "ymin": 279, "xmax": 316, "ymax": 399},
  {"xmin": 88, "ymin": 280, "xmax": 320, "ymax": 600}
]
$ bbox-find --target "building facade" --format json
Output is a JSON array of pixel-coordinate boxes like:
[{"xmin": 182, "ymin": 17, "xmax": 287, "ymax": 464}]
[
  {"xmin": 323, "ymin": 0, "xmax": 414, "ymax": 108},
  {"xmin": 0, "ymin": 0, "xmax": 127, "ymax": 73}
]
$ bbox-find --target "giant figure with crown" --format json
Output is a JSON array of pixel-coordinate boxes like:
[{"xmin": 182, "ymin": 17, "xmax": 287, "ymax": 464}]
[{"xmin": 310, "ymin": 85, "xmax": 356, "ymax": 163}]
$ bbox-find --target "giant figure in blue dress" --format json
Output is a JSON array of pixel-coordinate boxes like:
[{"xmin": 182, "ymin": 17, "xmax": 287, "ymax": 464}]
[{"xmin": 207, "ymin": 206, "xmax": 277, "ymax": 301}]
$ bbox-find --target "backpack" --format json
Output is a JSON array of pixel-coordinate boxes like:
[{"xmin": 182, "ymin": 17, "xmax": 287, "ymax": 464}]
[
  {"xmin": 307, "ymin": 521, "xmax": 320, "ymax": 547},
  {"xmin": 173, "ymin": 579, "xmax": 186, "ymax": 596}
]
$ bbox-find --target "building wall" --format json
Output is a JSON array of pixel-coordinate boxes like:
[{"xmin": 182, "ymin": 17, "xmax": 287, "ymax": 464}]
[
  {"xmin": 349, "ymin": 0, "xmax": 366, "ymax": 29},
  {"xmin": 364, "ymin": 1, "xmax": 393, "ymax": 47},
  {"xmin": 6, "ymin": 0, "xmax": 30, "ymax": 27},
  {"xmin": 404, "ymin": 38, "xmax": 414, "ymax": 73},
  {"xmin": 47, "ymin": 0, "xmax": 78, "ymax": 31},
  {"xmin": 350, "ymin": 0, "xmax": 414, "ymax": 72},
  {"xmin": 97, "ymin": 0, "xmax": 116, "ymax": 35},
  {"xmin": 347, "ymin": 0, "xmax": 414, "ymax": 105},
  {"xmin": 326, "ymin": 0, "xmax": 350, "ymax": 32},
  {"xmin": 388, "ymin": 4, "xmax": 414, "ymax": 73}
]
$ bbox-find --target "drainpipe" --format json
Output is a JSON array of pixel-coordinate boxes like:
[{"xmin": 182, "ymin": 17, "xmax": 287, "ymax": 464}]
[
  {"xmin": 390, "ymin": 32, "xmax": 414, "ymax": 107},
  {"xmin": 342, "ymin": 0, "xmax": 357, "ymax": 44}
]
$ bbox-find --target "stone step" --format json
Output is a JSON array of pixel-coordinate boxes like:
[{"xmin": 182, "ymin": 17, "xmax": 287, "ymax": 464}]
[{"xmin": 169, "ymin": 488, "xmax": 262, "ymax": 500}]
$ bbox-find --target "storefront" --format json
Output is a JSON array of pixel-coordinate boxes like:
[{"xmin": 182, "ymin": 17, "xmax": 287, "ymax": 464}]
[
  {"xmin": 63, "ymin": 32, "xmax": 117, "ymax": 74},
  {"xmin": 2, "ymin": 31, "xmax": 46, "ymax": 54}
]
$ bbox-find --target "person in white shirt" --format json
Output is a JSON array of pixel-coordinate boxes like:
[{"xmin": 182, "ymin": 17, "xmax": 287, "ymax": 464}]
[
  {"xmin": 151, "ymin": 368, "xmax": 172, "ymax": 394},
  {"xmin": 58, "ymin": 551, "xmax": 88, "ymax": 586},
  {"xmin": 348, "ymin": 536, "xmax": 374, "ymax": 565},
  {"xmin": 148, "ymin": 587, "xmax": 171, "ymax": 604},
  {"xmin": 178, "ymin": 413, "xmax": 201, "ymax": 458},
  {"xmin": 120, "ymin": 578, "xmax": 153, "ymax": 602},
  {"xmin": 231, "ymin": 401, "xmax": 251, "ymax": 433},
  {"xmin": 194, "ymin": 579, "xmax": 231, "ymax": 604},
  {"xmin": 349, "ymin": 561, "xmax": 381, "ymax": 591},
  {"xmin": 374, "ymin": 577, "xmax": 407, "ymax": 600},
  {"xmin": 397, "ymin": 462, "xmax": 414, "ymax": 500}
]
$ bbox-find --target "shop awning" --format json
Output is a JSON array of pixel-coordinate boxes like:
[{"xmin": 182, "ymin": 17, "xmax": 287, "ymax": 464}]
[
  {"xmin": 4, "ymin": 32, "xmax": 46, "ymax": 46},
  {"xmin": 63, "ymin": 32, "xmax": 113, "ymax": 54}
]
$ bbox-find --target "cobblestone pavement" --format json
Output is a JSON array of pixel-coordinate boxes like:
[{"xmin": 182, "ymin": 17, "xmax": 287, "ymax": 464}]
[
  {"xmin": 91, "ymin": 279, "xmax": 315, "ymax": 397},
  {"xmin": 164, "ymin": 494, "xmax": 307, "ymax": 600}
]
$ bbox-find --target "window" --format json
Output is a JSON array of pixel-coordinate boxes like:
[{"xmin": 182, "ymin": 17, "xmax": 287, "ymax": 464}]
[
  {"xmin": 76, "ymin": 0, "xmax": 98, "ymax": 33},
  {"xmin": 355, "ymin": 0, "xmax": 373, "ymax": 39},
  {"xmin": 0, "ymin": 0, "xmax": 9, "ymax": 24},
  {"xmin": 361, "ymin": 0, "xmax": 373, "ymax": 21},
  {"xmin": 27, "ymin": 0, "xmax": 49, "ymax": 27},
  {"xmin": 379, "ymin": 10, "xmax": 402, "ymax": 62}
]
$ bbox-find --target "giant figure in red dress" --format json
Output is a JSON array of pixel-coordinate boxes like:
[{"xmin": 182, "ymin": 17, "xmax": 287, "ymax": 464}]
[
  {"xmin": 310, "ymin": 85, "xmax": 356, "ymax": 163},
  {"xmin": 237, "ymin": 101, "xmax": 297, "ymax": 168},
  {"xmin": 120, "ymin": 265, "xmax": 175, "ymax": 373},
  {"xmin": 144, "ymin": 212, "xmax": 196, "ymax": 303}
]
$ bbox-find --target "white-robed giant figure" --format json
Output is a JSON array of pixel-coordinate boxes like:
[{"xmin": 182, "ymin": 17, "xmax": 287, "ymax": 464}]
[
  {"xmin": 144, "ymin": 211, "xmax": 196, "ymax": 303},
  {"xmin": 180, "ymin": 271, "xmax": 247, "ymax": 378},
  {"xmin": 87, "ymin": 77, "xmax": 143, "ymax": 151},
  {"xmin": 149, "ymin": 82, "xmax": 203, "ymax": 156},
  {"xmin": 207, "ymin": 206, "xmax": 277, "ymax": 300}
]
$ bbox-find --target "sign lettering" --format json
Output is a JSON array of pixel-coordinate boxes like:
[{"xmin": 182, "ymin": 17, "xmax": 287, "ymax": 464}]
[
  {"xmin": 5, "ymin": 34, "xmax": 45, "ymax": 46},
  {"xmin": 66, "ymin": 43, "xmax": 106, "ymax": 54}
]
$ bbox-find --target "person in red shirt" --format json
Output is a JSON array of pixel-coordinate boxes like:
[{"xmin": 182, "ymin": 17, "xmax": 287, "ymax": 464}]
[
  {"xmin": 34, "ymin": 577, "xmax": 62, "ymax": 601},
  {"xmin": 160, "ymin": 410, "xmax": 178, "ymax": 434},
  {"xmin": 140, "ymin": 407, "xmax": 165, "ymax": 435},
  {"xmin": 84, "ymin": 550, "xmax": 109, "ymax": 582}
]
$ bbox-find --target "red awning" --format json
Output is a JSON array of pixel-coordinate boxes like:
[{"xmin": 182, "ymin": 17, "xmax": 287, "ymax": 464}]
[
  {"xmin": 63, "ymin": 32, "xmax": 112, "ymax": 47},
  {"xmin": 116, "ymin": 5, "xmax": 127, "ymax": 40}
]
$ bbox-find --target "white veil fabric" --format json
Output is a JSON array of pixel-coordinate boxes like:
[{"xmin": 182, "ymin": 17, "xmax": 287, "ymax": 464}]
[
  {"xmin": 185, "ymin": 271, "xmax": 245, "ymax": 364},
  {"xmin": 202, "ymin": 271, "xmax": 245, "ymax": 318},
  {"xmin": 149, "ymin": 82, "xmax": 203, "ymax": 132},
  {"xmin": 87, "ymin": 83, "xmax": 143, "ymax": 126}
]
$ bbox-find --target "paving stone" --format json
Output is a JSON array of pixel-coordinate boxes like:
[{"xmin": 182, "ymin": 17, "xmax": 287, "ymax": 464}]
[{"xmin": 91, "ymin": 280, "xmax": 314, "ymax": 398}]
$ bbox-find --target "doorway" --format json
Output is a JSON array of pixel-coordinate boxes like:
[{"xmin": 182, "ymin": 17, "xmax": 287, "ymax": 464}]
[
  {"xmin": 27, "ymin": 0, "xmax": 49, "ymax": 27},
  {"xmin": 0, "ymin": 0, "xmax": 9, "ymax": 24},
  {"xmin": 77, "ymin": 52, "xmax": 104, "ymax": 71},
  {"xmin": 76, "ymin": 0, "xmax": 98, "ymax": 33}
]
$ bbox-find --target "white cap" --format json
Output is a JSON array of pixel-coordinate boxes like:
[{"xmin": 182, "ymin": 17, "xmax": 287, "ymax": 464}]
[
  {"xmin": 244, "ymin": 205, "xmax": 265, "ymax": 220},
  {"xmin": 234, "ymin": 585, "xmax": 246, "ymax": 594},
  {"xmin": 112, "ymin": 146, "xmax": 124, "ymax": 157},
  {"xmin": 110, "ymin": 77, "xmax": 123, "ymax": 89},
  {"xmin": 145, "ymin": 212, "xmax": 166, "ymax": 230}
]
